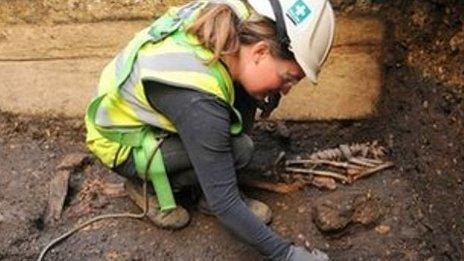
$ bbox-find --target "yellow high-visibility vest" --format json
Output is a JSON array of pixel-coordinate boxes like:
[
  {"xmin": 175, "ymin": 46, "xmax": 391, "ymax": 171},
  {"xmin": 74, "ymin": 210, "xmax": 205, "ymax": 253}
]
[{"xmin": 85, "ymin": 1, "xmax": 243, "ymax": 168}]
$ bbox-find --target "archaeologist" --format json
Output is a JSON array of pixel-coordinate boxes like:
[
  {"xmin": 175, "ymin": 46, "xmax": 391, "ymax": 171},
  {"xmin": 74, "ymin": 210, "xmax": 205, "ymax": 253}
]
[{"xmin": 85, "ymin": 0, "xmax": 335, "ymax": 260}]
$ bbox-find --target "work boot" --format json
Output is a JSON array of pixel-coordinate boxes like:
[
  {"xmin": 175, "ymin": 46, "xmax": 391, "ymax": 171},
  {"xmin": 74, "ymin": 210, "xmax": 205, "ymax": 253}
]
[
  {"xmin": 198, "ymin": 195, "xmax": 273, "ymax": 224},
  {"xmin": 124, "ymin": 180, "xmax": 190, "ymax": 230}
]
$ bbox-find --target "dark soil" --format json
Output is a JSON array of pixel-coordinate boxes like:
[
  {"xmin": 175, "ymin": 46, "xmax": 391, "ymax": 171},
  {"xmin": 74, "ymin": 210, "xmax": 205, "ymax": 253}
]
[{"xmin": 1, "ymin": 1, "xmax": 463, "ymax": 260}]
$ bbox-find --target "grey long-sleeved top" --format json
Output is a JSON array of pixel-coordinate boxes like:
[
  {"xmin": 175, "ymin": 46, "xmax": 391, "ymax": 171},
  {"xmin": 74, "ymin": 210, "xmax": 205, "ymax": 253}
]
[{"xmin": 144, "ymin": 81, "xmax": 291, "ymax": 260}]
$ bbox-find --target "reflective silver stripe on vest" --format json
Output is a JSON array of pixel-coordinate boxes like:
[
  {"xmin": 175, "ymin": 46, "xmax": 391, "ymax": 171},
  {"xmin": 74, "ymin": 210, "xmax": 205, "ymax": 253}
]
[
  {"xmin": 137, "ymin": 52, "xmax": 210, "ymax": 74},
  {"xmin": 124, "ymin": 52, "xmax": 214, "ymax": 126},
  {"xmin": 114, "ymin": 50, "xmax": 125, "ymax": 79},
  {"xmin": 121, "ymin": 60, "xmax": 165, "ymax": 127},
  {"xmin": 95, "ymin": 100, "xmax": 112, "ymax": 127},
  {"xmin": 95, "ymin": 57, "xmax": 165, "ymax": 128},
  {"xmin": 178, "ymin": 1, "xmax": 204, "ymax": 19},
  {"xmin": 96, "ymin": 51, "xmax": 214, "ymax": 127},
  {"xmin": 95, "ymin": 51, "xmax": 130, "ymax": 127}
]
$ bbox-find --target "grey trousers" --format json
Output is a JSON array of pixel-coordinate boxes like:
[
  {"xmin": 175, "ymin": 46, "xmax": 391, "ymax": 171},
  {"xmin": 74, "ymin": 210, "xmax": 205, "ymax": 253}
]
[{"xmin": 113, "ymin": 133, "xmax": 254, "ymax": 191}]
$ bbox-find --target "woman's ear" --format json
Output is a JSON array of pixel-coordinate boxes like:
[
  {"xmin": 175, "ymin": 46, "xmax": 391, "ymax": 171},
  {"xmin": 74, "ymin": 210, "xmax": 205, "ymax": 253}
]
[{"xmin": 251, "ymin": 41, "xmax": 270, "ymax": 64}]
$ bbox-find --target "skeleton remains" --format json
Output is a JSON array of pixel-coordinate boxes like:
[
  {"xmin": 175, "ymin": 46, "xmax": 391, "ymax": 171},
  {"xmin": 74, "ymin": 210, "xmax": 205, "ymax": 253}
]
[{"xmin": 243, "ymin": 141, "xmax": 394, "ymax": 193}]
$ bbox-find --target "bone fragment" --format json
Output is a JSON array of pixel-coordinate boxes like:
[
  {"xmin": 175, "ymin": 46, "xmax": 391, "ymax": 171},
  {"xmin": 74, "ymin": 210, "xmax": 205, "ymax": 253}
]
[
  {"xmin": 285, "ymin": 167, "xmax": 349, "ymax": 183},
  {"xmin": 242, "ymin": 179, "xmax": 307, "ymax": 194},
  {"xmin": 311, "ymin": 176, "xmax": 337, "ymax": 190},
  {"xmin": 355, "ymin": 157, "xmax": 384, "ymax": 165},
  {"xmin": 352, "ymin": 162, "xmax": 394, "ymax": 181},
  {"xmin": 339, "ymin": 144, "xmax": 352, "ymax": 159},
  {"xmin": 349, "ymin": 157, "xmax": 377, "ymax": 167},
  {"xmin": 308, "ymin": 141, "xmax": 387, "ymax": 161},
  {"xmin": 286, "ymin": 159, "xmax": 363, "ymax": 170},
  {"xmin": 273, "ymin": 151, "xmax": 286, "ymax": 166}
]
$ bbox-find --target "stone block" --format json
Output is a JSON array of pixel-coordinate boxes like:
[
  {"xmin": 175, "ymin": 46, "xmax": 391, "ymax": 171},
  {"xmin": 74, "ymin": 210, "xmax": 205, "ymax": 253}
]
[
  {"xmin": 0, "ymin": 16, "xmax": 384, "ymax": 120},
  {"xmin": 0, "ymin": 0, "xmax": 184, "ymax": 24},
  {"xmin": 0, "ymin": 59, "xmax": 104, "ymax": 116},
  {"xmin": 0, "ymin": 21, "xmax": 149, "ymax": 60}
]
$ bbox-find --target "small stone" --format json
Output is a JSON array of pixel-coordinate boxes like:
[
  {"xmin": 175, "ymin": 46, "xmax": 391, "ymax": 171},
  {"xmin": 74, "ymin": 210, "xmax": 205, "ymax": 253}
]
[
  {"xmin": 313, "ymin": 200, "xmax": 353, "ymax": 232},
  {"xmin": 366, "ymin": 191, "xmax": 372, "ymax": 200},
  {"xmin": 275, "ymin": 122, "xmax": 291, "ymax": 138},
  {"xmin": 102, "ymin": 182, "xmax": 126, "ymax": 198},
  {"xmin": 437, "ymin": 67, "xmax": 444, "ymax": 74},
  {"xmin": 314, "ymin": 192, "xmax": 384, "ymax": 232},
  {"xmin": 400, "ymin": 227, "xmax": 420, "ymax": 239},
  {"xmin": 422, "ymin": 100, "xmax": 429, "ymax": 109},
  {"xmin": 375, "ymin": 225, "xmax": 391, "ymax": 235}
]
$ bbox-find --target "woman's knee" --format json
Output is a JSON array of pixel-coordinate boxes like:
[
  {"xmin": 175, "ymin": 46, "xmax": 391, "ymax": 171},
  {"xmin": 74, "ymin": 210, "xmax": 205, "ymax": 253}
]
[{"xmin": 232, "ymin": 134, "xmax": 254, "ymax": 169}]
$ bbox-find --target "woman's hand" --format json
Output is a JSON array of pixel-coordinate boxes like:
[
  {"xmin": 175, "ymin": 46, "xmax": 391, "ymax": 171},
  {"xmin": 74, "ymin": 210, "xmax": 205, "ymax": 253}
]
[{"xmin": 286, "ymin": 245, "xmax": 329, "ymax": 261}]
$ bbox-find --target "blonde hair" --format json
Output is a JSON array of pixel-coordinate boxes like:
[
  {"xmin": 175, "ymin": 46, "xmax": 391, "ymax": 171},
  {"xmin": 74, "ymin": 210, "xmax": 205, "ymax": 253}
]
[{"xmin": 187, "ymin": 3, "xmax": 294, "ymax": 64}]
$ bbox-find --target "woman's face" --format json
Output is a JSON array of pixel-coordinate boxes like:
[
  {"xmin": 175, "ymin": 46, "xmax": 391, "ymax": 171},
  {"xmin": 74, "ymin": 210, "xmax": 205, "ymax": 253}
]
[{"xmin": 235, "ymin": 41, "xmax": 305, "ymax": 101}]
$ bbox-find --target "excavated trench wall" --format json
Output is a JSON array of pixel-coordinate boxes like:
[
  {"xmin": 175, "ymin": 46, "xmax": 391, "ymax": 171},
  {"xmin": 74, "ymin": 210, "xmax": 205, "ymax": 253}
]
[{"xmin": 0, "ymin": 0, "xmax": 385, "ymax": 120}]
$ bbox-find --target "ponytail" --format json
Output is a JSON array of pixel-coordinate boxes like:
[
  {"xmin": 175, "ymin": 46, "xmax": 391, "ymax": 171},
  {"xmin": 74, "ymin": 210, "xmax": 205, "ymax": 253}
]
[
  {"xmin": 188, "ymin": 2, "xmax": 294, "ymax": 64},
  {"xmin": 188, "ymin": 4, "xmax": 241, "ymax": 63}
]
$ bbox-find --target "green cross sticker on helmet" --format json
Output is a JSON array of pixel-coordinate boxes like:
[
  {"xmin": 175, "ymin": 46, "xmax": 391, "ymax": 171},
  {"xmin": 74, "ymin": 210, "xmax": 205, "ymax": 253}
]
[
  {"xmin": 248, "ymin": 0, "xmax": 335, "ymax": 84},
  {"xmin": 286, "ymin": 0, "xmax": 312, "ymax": 25}
]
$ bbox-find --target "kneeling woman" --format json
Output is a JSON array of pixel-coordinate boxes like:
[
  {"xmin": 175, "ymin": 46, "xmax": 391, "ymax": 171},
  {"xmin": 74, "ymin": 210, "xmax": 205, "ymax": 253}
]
[{"xmin": 85, "ymin": 0, "xmax": 335, "ymax": 260}]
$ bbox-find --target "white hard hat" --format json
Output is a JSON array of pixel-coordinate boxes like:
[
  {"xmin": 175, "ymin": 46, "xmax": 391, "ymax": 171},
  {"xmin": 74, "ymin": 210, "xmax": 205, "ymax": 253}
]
[{"xmin": 247, "ymin": 0, "xmax": 335, "ymax": 83}]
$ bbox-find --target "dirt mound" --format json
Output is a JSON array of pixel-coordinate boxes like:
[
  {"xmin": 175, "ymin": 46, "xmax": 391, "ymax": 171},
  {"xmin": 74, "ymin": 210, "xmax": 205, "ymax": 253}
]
[{"xmin": 337, "ymin": 0, "xmax": 464, "ymax": 90}]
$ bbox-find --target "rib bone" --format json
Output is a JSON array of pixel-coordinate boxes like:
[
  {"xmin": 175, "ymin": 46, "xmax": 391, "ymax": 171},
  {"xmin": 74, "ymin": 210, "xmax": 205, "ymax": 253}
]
[{"xmin": 285, "ymin": 167, "xmax": 349, "ymax": 183}]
